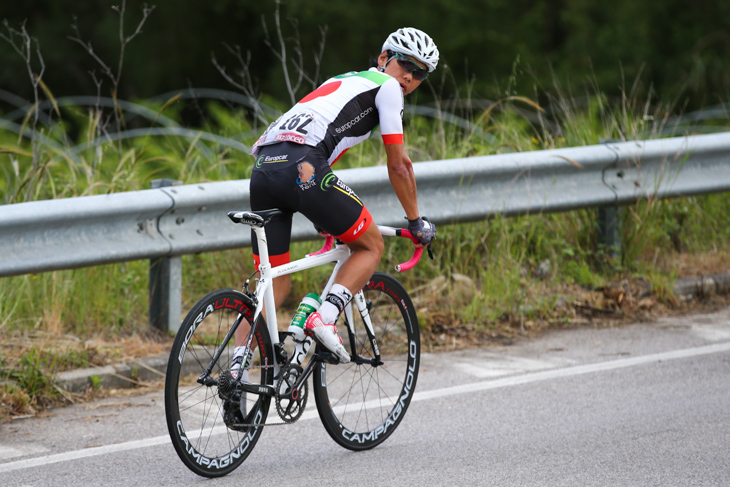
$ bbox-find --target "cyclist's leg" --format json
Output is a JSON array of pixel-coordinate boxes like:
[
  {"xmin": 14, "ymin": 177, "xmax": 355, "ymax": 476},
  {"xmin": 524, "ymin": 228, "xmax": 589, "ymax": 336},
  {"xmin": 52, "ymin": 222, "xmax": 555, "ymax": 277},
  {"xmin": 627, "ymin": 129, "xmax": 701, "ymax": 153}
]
[
  {"xmin": 335, "ymin": 222, "xmax": 384, "ymax": 295},
  {"xmin": 307, "ymin": 173, "xmax": 383, "ymax": 313},
  {"xmin": 302, "ymin": 163, "xmax": 382, "ymax": 295},
  {"xmin": 300, "ymin": 166, "xmax": 382, "ymax": 361},
  {"xmin": 304, "ymin": 224, "xmax": 382, "ymax": 363}
]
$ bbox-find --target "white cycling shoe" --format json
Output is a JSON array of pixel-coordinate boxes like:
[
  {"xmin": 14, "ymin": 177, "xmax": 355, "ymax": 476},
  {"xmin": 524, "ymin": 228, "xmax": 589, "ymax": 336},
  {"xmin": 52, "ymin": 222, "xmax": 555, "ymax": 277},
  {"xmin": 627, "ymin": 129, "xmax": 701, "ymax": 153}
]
[{"xmin": 304, "ymin": 312, "xmax": 350, "ymax": 364}]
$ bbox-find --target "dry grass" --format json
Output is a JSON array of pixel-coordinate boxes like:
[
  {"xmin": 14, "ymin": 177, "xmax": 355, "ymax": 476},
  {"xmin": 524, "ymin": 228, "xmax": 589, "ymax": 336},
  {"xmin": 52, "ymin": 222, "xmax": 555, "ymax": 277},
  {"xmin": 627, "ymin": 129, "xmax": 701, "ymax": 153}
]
[
  {"xmin": 0, "ymin": 330, "xmax": 173, "ymax": 423},
  {"xmin": 0, "ymin": 330, "xmax": 172, "ymax": 369},
  {"xmin": 668, "ymin": 251, "xmax": 730, "ymax": 278}
]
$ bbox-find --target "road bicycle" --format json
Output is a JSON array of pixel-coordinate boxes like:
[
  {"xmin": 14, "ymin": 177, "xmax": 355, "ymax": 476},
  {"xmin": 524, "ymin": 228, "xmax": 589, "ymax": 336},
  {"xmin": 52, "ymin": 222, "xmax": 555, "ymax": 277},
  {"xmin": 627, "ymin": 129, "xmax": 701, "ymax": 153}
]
[{"xmin": 164, "ymin": 209, "xmax": 431, "ymax": 477}]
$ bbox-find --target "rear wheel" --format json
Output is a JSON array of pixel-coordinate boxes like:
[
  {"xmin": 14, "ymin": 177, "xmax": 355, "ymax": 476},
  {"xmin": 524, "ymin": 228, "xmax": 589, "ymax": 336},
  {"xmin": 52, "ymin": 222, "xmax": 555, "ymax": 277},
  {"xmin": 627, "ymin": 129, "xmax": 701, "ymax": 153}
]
[
  {"xmin": 313, "ymin": 272, "xmax": 420, "ymax": 450},
  {"xmin": 164, "ymin": 289, "xmax": 273, "ymax": 478}
]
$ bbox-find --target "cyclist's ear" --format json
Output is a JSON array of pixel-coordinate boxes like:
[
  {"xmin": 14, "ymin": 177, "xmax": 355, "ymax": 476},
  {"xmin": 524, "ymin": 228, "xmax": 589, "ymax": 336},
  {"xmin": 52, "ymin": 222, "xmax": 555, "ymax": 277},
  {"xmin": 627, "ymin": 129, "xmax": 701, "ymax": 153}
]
[{"xmin": 377, "ymin": 51, "xmax": 389, "ymax": 71}]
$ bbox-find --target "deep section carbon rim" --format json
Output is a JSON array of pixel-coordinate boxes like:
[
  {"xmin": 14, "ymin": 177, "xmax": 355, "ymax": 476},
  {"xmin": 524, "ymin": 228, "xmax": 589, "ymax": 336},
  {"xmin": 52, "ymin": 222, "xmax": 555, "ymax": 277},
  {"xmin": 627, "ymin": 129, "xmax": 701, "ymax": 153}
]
[
  {"xmin": 164, "ymin": 289, "xmax": 273, "ymax": 478},
  {"xmin": 313, "ymin": 272, "xmax": 420, "ymax": 450}
]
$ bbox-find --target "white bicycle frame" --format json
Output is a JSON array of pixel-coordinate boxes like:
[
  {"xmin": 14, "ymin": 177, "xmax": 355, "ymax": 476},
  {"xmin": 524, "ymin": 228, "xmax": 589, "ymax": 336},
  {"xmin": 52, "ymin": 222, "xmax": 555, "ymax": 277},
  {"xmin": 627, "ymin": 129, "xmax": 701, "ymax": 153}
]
[{"xmin": 247, "ymin": 224, "xmax": 403, "ymax": 370}]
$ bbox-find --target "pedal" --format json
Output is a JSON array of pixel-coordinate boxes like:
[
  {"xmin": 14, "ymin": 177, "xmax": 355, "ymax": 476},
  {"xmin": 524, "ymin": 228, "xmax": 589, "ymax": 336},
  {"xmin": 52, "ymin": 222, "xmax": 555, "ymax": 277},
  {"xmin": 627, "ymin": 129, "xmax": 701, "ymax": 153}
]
[{"xmin": 314, "ymin": 350, "xmax": 341, "ymax": 365}]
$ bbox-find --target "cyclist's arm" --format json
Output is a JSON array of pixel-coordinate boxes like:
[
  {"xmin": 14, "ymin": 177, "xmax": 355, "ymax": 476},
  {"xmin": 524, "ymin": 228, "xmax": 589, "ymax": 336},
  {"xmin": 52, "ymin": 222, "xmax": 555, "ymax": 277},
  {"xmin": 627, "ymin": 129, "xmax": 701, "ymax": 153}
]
[
  {"xmin": 375, "ymin": 77, "xmax": 420, "ymax": 221},
  {"xmin": 384, "ymin": 143, "xmax": 419, "ymax": 221}
]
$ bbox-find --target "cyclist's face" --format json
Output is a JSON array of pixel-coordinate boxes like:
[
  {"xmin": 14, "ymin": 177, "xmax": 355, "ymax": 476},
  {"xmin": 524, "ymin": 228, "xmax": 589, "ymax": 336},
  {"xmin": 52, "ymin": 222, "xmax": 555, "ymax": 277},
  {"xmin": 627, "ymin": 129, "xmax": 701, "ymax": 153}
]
[{"xmin": 378, "ymin": 51, "xmax": 427, "ymax": 95}]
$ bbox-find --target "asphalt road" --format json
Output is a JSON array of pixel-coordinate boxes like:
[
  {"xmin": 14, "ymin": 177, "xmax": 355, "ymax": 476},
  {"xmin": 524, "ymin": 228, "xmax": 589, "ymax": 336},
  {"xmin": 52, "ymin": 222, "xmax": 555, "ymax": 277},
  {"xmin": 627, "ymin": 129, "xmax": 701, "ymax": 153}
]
[{"xmin": 1, "ymin": 307, "xmax": 729, "ymax": 486}]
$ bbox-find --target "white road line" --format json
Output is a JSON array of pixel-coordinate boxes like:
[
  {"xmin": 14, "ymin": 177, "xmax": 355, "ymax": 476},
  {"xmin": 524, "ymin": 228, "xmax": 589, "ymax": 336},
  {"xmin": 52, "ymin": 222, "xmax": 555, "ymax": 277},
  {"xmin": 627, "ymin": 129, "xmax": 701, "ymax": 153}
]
[
  {"xmin": 0, "ymin": 436, "xmax": 171, "ymax": 474},
  {"xmin": 1, "ymin": 341, "xmax": 728, "ymax": 474},
  {"xmin": 411, "ymin": 341, "xmax": 730, "ymax": 402}
]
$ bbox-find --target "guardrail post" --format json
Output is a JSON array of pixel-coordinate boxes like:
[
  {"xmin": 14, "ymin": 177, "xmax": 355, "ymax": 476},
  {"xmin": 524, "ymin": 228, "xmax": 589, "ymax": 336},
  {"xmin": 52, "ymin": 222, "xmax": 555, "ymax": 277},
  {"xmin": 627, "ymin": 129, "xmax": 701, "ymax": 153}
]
[
  {"xmin": 149, "ymin": 179, "xmax": 182, "ymax": 333},
  {"xmin": 598, "ymin": 139, "xmax": 622, "ymax": 266},
  {"xmin": 597, "ymin": 205, "xmax": 622, "ymax": 265}
]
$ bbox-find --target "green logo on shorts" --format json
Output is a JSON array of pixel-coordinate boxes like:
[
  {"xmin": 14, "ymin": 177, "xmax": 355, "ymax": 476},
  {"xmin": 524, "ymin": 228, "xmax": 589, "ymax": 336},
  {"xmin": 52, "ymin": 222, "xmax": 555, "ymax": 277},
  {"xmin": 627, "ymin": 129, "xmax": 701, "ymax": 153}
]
[{"xmin": 321, "ymin": 173, "xmax": 336, "ymax": 191}]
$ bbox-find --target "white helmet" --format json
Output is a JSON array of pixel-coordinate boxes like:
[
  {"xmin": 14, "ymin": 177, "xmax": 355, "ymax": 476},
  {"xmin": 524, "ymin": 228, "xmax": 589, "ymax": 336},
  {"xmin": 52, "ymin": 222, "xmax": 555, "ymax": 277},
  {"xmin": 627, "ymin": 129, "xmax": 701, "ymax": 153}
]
[{"xmin": 382, "ymin": 27, "xmax": 439, "ymax": 72}]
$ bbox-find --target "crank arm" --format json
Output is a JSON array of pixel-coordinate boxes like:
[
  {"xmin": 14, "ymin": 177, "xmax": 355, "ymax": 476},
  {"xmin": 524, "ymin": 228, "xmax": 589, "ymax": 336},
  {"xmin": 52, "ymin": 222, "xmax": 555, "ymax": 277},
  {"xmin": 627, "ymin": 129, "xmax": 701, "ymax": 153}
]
[{"xmin": 238, "ymin": 382, "xmax": 276, "ymax": 397}]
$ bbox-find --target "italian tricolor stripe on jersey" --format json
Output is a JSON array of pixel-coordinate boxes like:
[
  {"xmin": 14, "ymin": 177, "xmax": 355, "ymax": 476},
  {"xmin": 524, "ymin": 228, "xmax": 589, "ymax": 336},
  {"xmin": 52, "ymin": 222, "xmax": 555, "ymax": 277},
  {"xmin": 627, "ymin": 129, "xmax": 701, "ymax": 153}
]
[
  {"xmin": 334, "ymin": 72, "xmax": 403, "ymax": 146},
  {"xmin": 334, "ymin": 71, "xmax": 392, "ymax": 85},
  {"xmin": 382, "ymin": 134, "xmax": 404, "ymax": 145}
]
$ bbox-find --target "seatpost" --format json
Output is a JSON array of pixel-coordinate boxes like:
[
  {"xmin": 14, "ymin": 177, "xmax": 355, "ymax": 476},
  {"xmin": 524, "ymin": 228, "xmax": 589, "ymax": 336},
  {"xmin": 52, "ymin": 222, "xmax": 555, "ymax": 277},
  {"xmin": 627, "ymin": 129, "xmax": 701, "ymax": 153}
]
[{"xmin": 252, "ymin": 225, "xmax": 270, "ymax": 268}]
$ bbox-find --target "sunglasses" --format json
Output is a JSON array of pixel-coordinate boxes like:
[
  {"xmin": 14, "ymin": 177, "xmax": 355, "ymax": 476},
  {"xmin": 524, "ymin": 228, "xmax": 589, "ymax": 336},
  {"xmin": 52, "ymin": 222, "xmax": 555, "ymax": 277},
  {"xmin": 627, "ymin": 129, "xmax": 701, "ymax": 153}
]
[{"xmin": 390, "ymin": 52, "xmax": 429, "ymax": 81}]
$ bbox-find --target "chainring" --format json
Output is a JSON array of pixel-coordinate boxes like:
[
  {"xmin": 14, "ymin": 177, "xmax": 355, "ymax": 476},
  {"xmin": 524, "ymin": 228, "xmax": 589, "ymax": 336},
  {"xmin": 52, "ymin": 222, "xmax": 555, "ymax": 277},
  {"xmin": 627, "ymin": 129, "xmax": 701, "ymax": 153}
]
[{"xmin": 275, "ymin": 364, "xmax": 308, "ymax": 423}]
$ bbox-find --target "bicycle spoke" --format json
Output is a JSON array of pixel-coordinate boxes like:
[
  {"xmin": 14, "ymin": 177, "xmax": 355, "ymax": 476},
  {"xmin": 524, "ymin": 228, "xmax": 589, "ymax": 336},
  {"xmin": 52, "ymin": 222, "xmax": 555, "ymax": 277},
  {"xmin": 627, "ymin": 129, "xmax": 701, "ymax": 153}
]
[
  {"xmin": 314, "ymin": 272, "xmax": 420, "ymax": 451},
  {"xmin": 165, "ymin": 289, "xmax": 272, "ymax": 477}
]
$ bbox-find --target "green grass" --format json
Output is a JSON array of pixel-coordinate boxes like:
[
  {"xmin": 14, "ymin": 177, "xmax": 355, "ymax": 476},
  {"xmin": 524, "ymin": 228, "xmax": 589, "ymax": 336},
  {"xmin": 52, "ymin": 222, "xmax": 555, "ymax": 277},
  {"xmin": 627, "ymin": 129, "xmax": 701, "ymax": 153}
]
[{"xmin": 1, "ymin": 84, "xmax": 730, "ymax": 417}]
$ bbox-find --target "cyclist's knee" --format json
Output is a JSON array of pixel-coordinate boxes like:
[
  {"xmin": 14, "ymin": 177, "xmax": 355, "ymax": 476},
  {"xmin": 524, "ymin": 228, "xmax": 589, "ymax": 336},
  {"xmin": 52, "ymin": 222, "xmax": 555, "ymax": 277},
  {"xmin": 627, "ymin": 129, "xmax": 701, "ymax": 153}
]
[{"xmin": 348, "ymin": 224, "xmax": 383, "ymax": 258}]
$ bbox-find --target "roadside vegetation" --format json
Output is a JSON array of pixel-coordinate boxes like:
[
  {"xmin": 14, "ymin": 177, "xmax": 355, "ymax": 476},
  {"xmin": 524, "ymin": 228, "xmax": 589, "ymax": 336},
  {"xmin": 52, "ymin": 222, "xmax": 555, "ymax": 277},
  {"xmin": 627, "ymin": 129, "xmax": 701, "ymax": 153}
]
[
  {"xmin": 2, "ymin": 83, "xmax": 730, "ymax": 422},
  {"xmin": 1, "ymin": 7, "xmax": 730, "ymax": 422}
]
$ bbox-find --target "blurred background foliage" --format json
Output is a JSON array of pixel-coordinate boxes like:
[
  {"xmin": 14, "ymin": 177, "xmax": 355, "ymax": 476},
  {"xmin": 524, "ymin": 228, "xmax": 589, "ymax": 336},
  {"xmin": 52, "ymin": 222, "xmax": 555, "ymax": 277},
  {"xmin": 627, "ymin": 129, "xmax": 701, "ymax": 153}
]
[
  {"xmin": 1, "ymin": 0, "xmax": 729, "ymax": 111},
  {"xmin": 3, "ymin": 1, "xmax": 730, "ymax": 417}
]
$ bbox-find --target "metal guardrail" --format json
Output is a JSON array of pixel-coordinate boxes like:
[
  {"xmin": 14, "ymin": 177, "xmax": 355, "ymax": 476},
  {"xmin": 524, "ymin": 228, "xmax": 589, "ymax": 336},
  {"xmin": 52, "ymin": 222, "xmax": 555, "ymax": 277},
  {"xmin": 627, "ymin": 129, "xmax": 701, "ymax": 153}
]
[{"xmin": 2, "ymin": 132, "xmax": 730, "ymax": 329}]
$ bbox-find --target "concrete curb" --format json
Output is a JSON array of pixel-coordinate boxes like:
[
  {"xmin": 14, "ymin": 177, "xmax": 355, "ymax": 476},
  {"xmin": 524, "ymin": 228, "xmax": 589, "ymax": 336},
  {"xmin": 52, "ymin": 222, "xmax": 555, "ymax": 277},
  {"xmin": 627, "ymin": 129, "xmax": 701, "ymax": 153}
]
[
  {"xmin": 56, "ymin": 354, "xmax": 169, "ymax": 394},
  {"xmin": 52, "ymin": 274, "xmax": 729, "ymax": 393},
  {"xmin": 673, "ymin": 274, "xmax": 730, "ymax": 298},
  {"xmin": 55, "ymin": 349, "xmax": 206, "ymax": 394}
]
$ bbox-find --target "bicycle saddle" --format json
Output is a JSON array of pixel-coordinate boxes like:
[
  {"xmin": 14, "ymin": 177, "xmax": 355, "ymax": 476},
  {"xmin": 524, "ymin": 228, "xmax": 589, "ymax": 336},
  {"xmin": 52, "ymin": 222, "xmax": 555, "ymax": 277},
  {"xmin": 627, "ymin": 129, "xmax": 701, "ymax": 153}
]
[{"xmin": 228, "ymin": 209, "xmax": 284, "ymax": 227}]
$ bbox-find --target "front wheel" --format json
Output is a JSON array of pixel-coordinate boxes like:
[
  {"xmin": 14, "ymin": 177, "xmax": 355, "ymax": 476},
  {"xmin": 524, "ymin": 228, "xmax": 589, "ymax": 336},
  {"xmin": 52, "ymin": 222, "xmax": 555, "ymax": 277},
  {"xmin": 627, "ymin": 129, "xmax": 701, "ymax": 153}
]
[
  {"xmin": 164, "ymin": 289, "xmax": 274, "ymax": 478},
  {"xmin": 313, "ymin": 272, "xmax": 420, "ymax": 450}
]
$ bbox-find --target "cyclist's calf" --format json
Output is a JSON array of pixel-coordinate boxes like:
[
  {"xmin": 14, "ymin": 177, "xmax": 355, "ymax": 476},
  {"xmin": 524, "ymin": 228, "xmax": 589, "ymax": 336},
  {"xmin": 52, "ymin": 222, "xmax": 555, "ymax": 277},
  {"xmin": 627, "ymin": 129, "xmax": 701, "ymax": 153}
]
[{"xmin": 338, "ymin": 223, "xmax": 384, "ymax": 294}]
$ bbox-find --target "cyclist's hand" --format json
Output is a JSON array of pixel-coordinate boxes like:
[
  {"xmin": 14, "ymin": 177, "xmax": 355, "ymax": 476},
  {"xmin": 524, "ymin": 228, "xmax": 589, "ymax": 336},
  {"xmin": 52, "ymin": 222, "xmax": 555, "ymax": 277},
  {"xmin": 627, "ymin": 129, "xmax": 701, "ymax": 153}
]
[{"xmin": 407, "ymin": 216, "xmax": 436, "ymax": 246}]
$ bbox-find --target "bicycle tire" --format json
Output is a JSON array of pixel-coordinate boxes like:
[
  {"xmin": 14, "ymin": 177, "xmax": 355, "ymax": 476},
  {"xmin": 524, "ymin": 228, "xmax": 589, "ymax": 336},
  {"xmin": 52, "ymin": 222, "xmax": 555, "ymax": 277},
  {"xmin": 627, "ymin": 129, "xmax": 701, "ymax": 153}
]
[
  {"xmin": 313, "ymin": 272, "xmax": 420, "ymax": 451},
  {"xmin": 165, "ymin": 289, "xmax": 274, "ymax": 478}
]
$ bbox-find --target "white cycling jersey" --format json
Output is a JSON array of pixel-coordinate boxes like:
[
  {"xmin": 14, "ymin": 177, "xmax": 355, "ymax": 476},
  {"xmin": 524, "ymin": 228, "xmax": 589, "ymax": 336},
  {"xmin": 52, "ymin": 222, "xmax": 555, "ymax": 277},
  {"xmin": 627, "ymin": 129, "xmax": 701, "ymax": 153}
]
[{"xmin": 251, "ymin": 67, "xmax": 404, "ymax": 165}]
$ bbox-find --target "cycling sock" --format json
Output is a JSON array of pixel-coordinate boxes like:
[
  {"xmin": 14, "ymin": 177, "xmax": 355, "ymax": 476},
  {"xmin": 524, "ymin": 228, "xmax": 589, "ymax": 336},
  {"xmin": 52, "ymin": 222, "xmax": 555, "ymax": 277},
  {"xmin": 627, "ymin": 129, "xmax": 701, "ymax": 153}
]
[
  {"xmin": 319, "ymin": 284, "xmax": 353, "ymax": 323},
  {"xmin": 231, "ymin": 346, "xmax": 253, "ymax": 370}
]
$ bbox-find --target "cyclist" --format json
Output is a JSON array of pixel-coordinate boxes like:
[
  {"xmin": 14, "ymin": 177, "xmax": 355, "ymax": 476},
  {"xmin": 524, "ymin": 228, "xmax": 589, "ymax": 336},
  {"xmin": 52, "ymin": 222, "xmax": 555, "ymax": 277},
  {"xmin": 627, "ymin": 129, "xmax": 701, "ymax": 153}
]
[{"xmin": 235, "ymin": 27, "xmax": 438, "ymax": 368}]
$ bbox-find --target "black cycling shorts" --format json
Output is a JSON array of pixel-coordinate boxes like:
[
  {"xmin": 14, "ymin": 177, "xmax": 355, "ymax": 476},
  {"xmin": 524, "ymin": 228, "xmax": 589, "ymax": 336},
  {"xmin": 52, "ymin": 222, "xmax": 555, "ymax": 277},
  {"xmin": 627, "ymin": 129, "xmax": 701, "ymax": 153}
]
[{"xmin": 249, "ymin": 142, "xmax": 372, "ymax": 267}]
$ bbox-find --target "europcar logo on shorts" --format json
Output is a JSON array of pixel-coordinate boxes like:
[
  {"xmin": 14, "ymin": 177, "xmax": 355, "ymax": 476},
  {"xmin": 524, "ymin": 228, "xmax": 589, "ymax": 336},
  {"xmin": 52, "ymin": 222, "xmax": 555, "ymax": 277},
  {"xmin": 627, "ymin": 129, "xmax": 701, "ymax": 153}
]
[
  {"xmin": 257, "ymin": 154, "xmax": 288, "ymax": 168},
  {"xmin": 321, "ymin": 173, "xmax": 336, "ymax": 191}
]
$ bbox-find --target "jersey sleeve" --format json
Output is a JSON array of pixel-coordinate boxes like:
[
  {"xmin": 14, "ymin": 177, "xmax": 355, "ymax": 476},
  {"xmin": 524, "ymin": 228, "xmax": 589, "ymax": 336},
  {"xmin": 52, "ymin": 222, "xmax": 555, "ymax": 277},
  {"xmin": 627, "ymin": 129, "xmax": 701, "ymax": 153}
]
[{"xmin": 374, "ymin": 77, "xmax": 404, "ymax": 145}]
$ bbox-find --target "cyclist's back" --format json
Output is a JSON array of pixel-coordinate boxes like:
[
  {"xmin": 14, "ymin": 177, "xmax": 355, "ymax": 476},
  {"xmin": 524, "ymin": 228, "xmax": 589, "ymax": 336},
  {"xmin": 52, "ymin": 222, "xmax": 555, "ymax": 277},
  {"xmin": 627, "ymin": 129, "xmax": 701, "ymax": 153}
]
[{"xmin": 252, "ymin": 68, "xmax": 404, "ymax": 166}]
